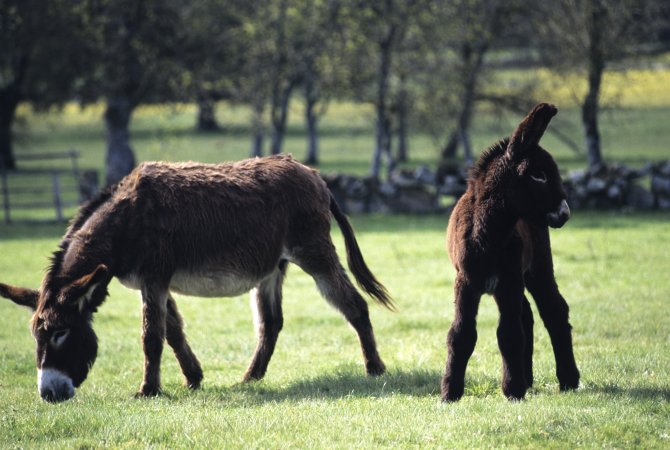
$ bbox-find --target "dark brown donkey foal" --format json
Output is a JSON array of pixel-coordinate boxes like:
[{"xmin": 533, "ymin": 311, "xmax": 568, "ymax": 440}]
[
  {"xmin": 442, "ymin": 103, "xmax": 580, "ymax": 401},
  {"xmin": 0, "ymin": 155, "xmax": 393, "ymax": 402}
]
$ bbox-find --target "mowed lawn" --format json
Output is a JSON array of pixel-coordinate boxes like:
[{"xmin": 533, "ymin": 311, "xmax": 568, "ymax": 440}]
[{"xmin": 0, "ymin": 213, "xmax": 669, "ymax": 448}]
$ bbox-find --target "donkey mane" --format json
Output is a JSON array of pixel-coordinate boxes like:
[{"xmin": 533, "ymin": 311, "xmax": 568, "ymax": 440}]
[
  {"xmin": 37, "ymin": 186, "xmax": 120, "ymax": 318},
  {"xmin": 469, "ymin": 139, "xmax": 509, "ymax": 181}
]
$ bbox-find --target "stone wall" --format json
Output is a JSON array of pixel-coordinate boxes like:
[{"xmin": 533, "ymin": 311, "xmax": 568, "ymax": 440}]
[{"xmin": 323, "ymin": 160, "xmax": 670, "ymax": 214}]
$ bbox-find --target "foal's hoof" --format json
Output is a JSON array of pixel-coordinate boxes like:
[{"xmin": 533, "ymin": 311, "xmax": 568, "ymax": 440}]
[
  {"xmin": 186, "ymin": 372, "xmax": 203, "ymax": 390},
  {"xmin": 441, "ymin": 375, "xmax": 465, "ymax": 402},
  {"xmin": 502, "ymin": 380, "xmax": 527, "ymax": 401},
  {"xmin": 366, "ymin": 360, "xmax": 386, "ymax": 377},
  {"xmin": 186, "ymin": 379, "xmax": 202, "ymax": 390},
  {"xmin": 558, "ymin": 367, "xmax": 580, "ymax": 391}
]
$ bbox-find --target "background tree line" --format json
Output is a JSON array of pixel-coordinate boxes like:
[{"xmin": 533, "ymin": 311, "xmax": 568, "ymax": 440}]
[{"xmin": 1, "ymin": 0, "xmax": 668, "ymax": 185}]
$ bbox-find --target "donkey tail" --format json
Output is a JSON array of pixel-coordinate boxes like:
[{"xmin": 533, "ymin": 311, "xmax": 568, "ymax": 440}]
[{"xmin": 329, "ymin": 192, "xmax": 395, "ymax": 311}]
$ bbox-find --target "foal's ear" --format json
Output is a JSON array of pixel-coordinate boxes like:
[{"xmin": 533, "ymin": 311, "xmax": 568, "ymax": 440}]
[
  {"xmin": 63, "ymin": 264, "xmax": 112, "ymax": 312},
  {"xmin": 0, "ymin": 283, "xmax": 39, "ymax": 310},
  {"xmin": 506, "ymin": 103, "xmax": 557, "ymax": 159}
]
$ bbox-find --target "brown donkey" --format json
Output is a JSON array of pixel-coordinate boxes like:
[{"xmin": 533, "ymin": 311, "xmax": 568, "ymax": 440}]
[
  {"xmin": 443, "ymin": 103, "xmax": 580, "ymax": 401},
  {"xmin": 0, "ymin": 154, "xmax": 393, "ymax": 402}
]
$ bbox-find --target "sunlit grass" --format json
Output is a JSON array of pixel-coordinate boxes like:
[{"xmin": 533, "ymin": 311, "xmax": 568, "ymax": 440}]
[{"xmin": 0, "ymin": 213, "xmax": 669, "ymax": 448}]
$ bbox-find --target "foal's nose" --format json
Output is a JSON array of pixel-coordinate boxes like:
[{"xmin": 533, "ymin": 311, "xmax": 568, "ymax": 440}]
[{"xmin": 547, "ymin": 199, "xmax": 570, "ymax": 228}]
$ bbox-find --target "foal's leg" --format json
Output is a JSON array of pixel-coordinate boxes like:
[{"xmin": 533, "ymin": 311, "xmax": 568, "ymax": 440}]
[
  {"xmin": 493, "ymin": 269, "xmax": 529, "ymax": 400},
  {"xmin": 521, "ymin": 294, "xmax": 534, "ymax": 388},
  {"xmin": 165, "ymin": 294, "xmax": 203, "ymax": 389},
  {"xmin": 138, "ymin": 282, "xmax": 169, "ymax": 397},
  {"xmin": 243, "ymin": 260, "xmax": 288, "ymax": 382},
  {"xmin": 442, "ymin": 275, "xmax": 481, "ymax": 402},
  {"xmin": 525, "ymin": 227, "xmax": 580, "ymax": 391}
]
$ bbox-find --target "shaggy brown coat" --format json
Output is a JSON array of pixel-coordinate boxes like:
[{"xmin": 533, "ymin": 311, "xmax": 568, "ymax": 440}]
[
  {"xmin": 442, "ymin": 103, "xmax": 580, "ymax": 401},
  {"xmin": 1, "ymin": 154, "xmax": 393, "ymax": 402}
]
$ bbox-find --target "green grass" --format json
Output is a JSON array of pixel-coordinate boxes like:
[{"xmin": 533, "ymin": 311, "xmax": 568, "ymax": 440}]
[
  {"xmin": 2, "ymin": 71, "xmax": 670, "ymax": 447},
  {"xmin": 1, "ymin": 213, "xmax": 669, "ymax": 448}
]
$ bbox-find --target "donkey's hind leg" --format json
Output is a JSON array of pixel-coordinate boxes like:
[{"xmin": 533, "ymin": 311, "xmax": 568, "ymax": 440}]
[
  {"xmin": 166, "ymin": 294, "xmax": 203, "ymax": 389},
  {"xmin": 296, "ymin": 249, "xmax": 385, "ymax": 376},
  {"xmin": 243, "ymin": 260, "xmax": 288, "ymax": 382},
  {"xmin": 442, "ymin": 275, "xmax": 481, "ymax": 402},
  {"xmin": 521, "ymin": 294, "xmax": 534, "ymax": 388},
  {"xmin": 493, "ymin": 279, "xmax": 529, "ymax": 401}
]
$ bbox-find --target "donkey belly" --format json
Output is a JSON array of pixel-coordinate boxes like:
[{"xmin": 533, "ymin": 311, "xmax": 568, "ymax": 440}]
[
  {"xmin": 118, "ymin": 269, "xmax": 260, "ymax": 298},
  {"xmin": 170, "ymin": 269, "xmax": 259, "ymax": 297}
]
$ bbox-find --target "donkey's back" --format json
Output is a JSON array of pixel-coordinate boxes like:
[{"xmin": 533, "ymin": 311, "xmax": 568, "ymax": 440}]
[{"xmin": 101, "ymin": 155, "xmax": 333, "ymax": 287}]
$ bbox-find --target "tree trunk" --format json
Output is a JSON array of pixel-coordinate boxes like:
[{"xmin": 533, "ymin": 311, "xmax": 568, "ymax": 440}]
[
  {"xmin": 196, "ymin": 96, "xmax": 220, "ymax": 132},
  {"xmin": 583, "ymin": 0, "xmax": 606, "ymax": 171},
  {"xmin": 371, "ymin": 27, "xmax": 396, "ymax": 180},
  {"xmin": 0, "ymin": 88, "xmax": 20, "ymax": 170},
  {"xmin": 104, "ymin": 97, "xmax": 136, "ymax": 186},
  {"xmin": 270, "ymin": 82, "xmax": 293, "ymax": 155},
  {"xmin": 440, "ymin": 43, "xmax": 486, "ymax": 166},
  {"xmin": 0, "ymin": 54, "xmax": 27, "ymax": 170},
  {"xmin": 250, "ymin": 99, "xmax": 265, "ymax": 157},
  {"xmin": 395, "ymin": 76, "xmax": 409, "ymax": 163},
  {"xmin": 305, "ymin": 92, "xmax": 319, "ymax": 165}
]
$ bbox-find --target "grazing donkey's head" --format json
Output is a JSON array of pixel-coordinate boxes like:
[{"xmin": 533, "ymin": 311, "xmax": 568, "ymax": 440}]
[
  {"xmin": 0, "ymin": 264, "xmax": 111, "ymax": 402},
  {"xmin": 473, "ymin": 103, "xmax": 570, "ymax": 228}
]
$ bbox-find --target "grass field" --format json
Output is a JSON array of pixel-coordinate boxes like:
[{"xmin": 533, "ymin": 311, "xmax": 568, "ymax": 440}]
[
  {"xmin": 0, "ymin": 214, "xmax": 669, "ymax": 448},
  {"xmin": 1, "ymin": 66, "xmax": 669, "ymax": 448}
]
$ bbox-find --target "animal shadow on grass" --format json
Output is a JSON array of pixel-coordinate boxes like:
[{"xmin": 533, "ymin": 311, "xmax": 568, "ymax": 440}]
[
  {"xmin": 586, "ymin": 383, "xmax": 670, "ymax": 401},
  {"xmin": 201, "ymin": 368, "xmax": 444, "ymax": 406}
]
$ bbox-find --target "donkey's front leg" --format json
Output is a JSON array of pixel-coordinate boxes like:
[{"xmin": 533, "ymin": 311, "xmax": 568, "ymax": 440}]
[
  {"xmin": 442, "ymin": 275, "xmax": 482, "ymax": 402},
  {"xmin": 138, "ymin": 283, "xmax": 169, "ymax": 397},
  {"xmin": 525, "ymin": 226, "xmax": 579, "ymax": 391}
]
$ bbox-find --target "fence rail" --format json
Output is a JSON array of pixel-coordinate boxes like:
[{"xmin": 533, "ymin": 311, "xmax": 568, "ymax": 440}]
[{"xmin": 0, "ymin": 150, "xmax": 96, "ymax": 224}]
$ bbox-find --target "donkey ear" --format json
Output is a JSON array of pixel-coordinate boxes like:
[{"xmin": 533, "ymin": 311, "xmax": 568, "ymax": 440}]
[
  {"xmin": 0, "ymin": 283, "xmax": 39, "ymax": 310},
  {"xmin": 64, "ymin": 265, "xmax": 112, "ymax": 312},
  {"xmin": 506, "ymin": 103, "xmax": 557, "ymax": 159}
]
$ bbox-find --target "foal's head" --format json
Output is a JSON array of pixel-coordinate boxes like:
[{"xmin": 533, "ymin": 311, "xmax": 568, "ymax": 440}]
[
  {"xmin": 476, "ymin": 103, "xmax": 570, "ymax": 228},
  {"xmin": 0, "ymin": 264, "xmax": 111, "ymax": 402}
]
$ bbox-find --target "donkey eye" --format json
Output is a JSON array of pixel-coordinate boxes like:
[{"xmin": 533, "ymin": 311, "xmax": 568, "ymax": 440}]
[
  {"xmin": 530, "ymin": 171, "xmax": 547, "ymax": 183},
  {"xmin": 50, "ymin": 329, "xmax": 70, "ymax": 348}
]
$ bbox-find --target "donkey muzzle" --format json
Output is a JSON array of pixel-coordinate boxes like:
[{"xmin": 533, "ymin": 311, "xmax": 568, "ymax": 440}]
[
  {"xmin": 547, "ymin": 199, "xmax": 570, "ymax": 228},
  {"xmin": 38, "ymin": 368, "xmax": 75, "ymax": 402}
]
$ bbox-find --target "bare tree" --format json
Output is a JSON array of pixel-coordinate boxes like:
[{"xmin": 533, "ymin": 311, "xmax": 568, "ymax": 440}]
[{"xmin": 533, "ymin": 0, "xmax": 663, "ymax": 171}]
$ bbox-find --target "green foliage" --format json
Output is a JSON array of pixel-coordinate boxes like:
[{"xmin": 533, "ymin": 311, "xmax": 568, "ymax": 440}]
[{"xmin": 1, "ymin": 213, "xmax": 669, "ymax": 448}]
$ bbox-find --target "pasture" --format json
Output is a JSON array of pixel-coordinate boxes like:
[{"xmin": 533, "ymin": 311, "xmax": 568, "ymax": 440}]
[
  {"xmin": 1, "ymin": 70, "xmax": 670, "ymax": 447},
  {"xmin": 1, "ymin": 214, "xmax": 669, "ymax": 448}
]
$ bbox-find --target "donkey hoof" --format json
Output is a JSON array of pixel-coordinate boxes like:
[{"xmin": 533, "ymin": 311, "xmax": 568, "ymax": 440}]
[
  {"xmin": 186, "ymin": 379, "xmax": 202, "ymax": 390},
  {"xmin": 559, "ymin": 379, "xmax": 579, "ymax": 391},
  {"xmin": 186, "ymin": 372, "xmax": 203, "ymax": 390},
  {"xmin": 242, "ymin": 371, "xmax": 264, "ymax": 383},
  {"xmin": 135, "ymin": 384, "xmax": 161, "ymax": 398},
  {"xmin": 366, "ymin": 360, "xmax": 386, "ymax": 377},
  {"xmin": 502, "ymin": 380, "xmax": 527, "ymax": 401},
  {"xmin": 441, "ymin": 390, "xmax": 463, "ymax": 403},
  {"xmin": 558, "ymin": 368, "xmax": 580, "ymax": 391}
]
